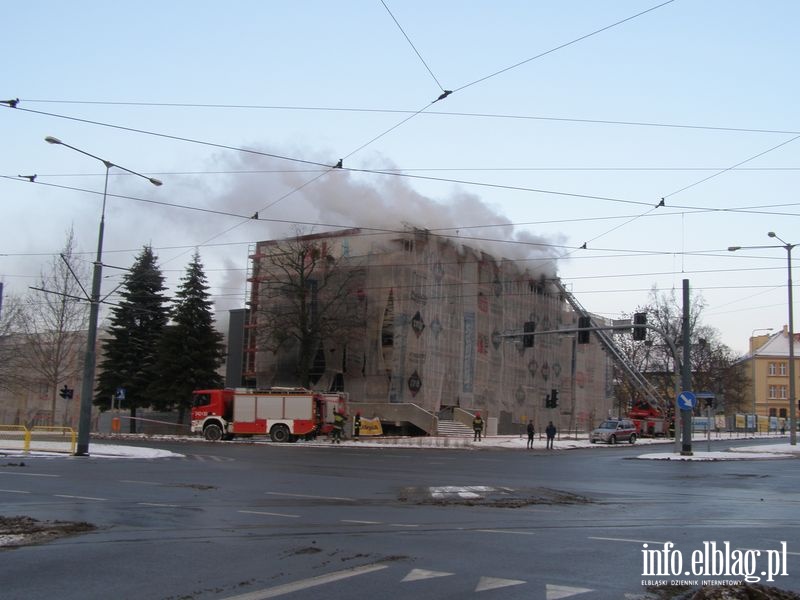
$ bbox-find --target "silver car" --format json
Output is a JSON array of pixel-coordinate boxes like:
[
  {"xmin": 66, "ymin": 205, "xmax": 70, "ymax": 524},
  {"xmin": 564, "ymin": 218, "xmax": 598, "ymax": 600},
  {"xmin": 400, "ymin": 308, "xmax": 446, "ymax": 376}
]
[{"xmin": 590, "ymin": 419, "xmax": 637, "ymax": 444}]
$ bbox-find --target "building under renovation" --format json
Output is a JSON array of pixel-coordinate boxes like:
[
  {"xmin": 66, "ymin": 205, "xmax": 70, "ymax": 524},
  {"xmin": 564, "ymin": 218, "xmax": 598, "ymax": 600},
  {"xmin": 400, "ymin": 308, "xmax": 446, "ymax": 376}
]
[{"xmin": 241, "ymin": 228, "xmax": 614, "ymax": 435}]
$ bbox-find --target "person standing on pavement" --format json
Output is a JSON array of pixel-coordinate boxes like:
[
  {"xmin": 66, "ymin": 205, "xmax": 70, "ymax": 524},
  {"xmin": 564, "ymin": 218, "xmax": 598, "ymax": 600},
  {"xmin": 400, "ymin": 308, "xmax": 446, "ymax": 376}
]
[
  {"xmin": 545, "ymin": 421, "xmax": 556, "ymax": 449},
  {"xmin": 472, "ymin": 412, "xmax": 484, "ymax": 441},
  {"xmin": 353, "ymin": 412, "xmax": 361, "ymax": 440},
  {"xmin": 526, "ymin": 420, "xmax": 535, "ymax": 449},
  {"xmin": 332, "ymin": 410, "xmax": 346, "ymax": 443}
]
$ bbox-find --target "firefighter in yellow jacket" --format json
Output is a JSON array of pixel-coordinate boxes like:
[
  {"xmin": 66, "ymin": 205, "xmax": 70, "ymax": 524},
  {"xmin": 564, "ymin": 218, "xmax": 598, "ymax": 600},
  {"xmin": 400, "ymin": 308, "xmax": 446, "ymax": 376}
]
[{"xmin": 332, "ymin": 410, "xmax": 346, "ymax": 443}]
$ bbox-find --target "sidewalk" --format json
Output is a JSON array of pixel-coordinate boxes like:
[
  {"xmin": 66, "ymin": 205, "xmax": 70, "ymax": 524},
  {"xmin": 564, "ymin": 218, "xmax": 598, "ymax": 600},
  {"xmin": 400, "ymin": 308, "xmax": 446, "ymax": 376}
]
[{"xmin": 2, "ymin": 431, "xmax": 798, "ymax": 461}]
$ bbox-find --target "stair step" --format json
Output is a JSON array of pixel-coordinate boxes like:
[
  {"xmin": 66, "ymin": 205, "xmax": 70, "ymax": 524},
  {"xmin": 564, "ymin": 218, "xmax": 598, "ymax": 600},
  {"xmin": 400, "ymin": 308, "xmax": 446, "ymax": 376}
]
[{"xmin": 437, "ymin": 419, "xmax": 474, "ymax": 436}]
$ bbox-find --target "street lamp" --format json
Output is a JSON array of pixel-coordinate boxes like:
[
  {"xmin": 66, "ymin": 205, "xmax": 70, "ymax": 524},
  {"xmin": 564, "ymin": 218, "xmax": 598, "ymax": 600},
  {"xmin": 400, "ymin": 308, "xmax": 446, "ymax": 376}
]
[
  {"xmin": 45, "ymin": 136, "xmax": 162, "ymax": 456},
  {"xmin": 729, "ymin": 234, "xmax": 796, "ymax": 445}
]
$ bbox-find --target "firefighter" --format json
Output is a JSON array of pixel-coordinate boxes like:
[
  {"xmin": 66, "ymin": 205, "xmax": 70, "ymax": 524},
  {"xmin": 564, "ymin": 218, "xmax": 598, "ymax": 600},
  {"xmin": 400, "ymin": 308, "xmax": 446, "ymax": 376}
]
[
  {"xmin": 353, "ymin": 412, "xmax": 361, "ymax": 440},
  {"xmin": 472, "ymin": 412, "xmax": 484, "ymax": 442},
  {"xmin": 332, "ymin": 410, "xmax": 346, "ymax": 443}
]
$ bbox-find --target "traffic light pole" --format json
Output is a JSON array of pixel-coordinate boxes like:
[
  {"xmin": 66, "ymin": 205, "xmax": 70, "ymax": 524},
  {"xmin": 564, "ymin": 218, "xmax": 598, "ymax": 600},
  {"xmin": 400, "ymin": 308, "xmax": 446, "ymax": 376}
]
[{"xmin": 504, "ymin": 321, "xmax": 683, "ymax": 453}]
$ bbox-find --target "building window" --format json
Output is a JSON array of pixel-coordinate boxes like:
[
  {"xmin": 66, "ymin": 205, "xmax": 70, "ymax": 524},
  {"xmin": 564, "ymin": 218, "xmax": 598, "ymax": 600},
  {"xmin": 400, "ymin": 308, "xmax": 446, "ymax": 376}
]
[
  {"xmin": 780, "ymin": 362, "xmax": 787, "ymax": 376},
  {"xmin": 769, "ymin": 408, "xmax": 777, "ymax": 417},
  {"xmin": 779, "ymin": 408, "xmax": 788, "ymax": 418},
  {"xmin": 769, "ymin": 385, "xmax": 777, "ymax": 399},
  {"xmin": 769, "ymin": 363, "xmax": 777, "ymax": 376},
  {"xmin": 780, "ymin": 385, "xmax": 788, "ymax": 399}
]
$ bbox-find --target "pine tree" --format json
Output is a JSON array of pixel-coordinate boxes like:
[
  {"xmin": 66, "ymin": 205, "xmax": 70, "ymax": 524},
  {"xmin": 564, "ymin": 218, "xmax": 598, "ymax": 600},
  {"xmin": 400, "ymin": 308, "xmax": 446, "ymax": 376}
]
[
  {"xmin": 148, "ymin": 251, "xmax": 225, "ymax": 422},
  {"xmin": 96, "ymin": 246, "xmax": 168, "ymax": 432}
]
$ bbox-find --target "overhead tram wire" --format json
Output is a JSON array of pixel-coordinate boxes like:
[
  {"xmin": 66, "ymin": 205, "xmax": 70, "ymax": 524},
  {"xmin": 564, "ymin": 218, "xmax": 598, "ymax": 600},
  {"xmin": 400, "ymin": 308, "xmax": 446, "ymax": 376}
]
[
  {"xmin": 452, "ymin": 0, "xmax": 677, "ymax": 94},
  {"xmin": 380, "ymin": 0, "xmax": 446, "ymax": 93},
  {"xmin": 6, "ymin": 173, "xmax": 800, "ymax": 241},
  {"xmin": 19, "ymin": 99, "xmax": 800, "ymax": 137},
  {"xmin": 662, "ymin": 133, "xmax": 800, "ymax": 199},
  {"xmin": 9, "ymin": 110, "xmax": 797, "ymax": 215}
]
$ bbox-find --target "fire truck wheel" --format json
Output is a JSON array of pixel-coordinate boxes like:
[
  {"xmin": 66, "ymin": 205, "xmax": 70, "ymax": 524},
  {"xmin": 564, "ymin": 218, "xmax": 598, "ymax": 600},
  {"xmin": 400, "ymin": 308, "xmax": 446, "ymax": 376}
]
[
  {"xmin": 270, "ymin": 424, "xmax": 290, "ymax": 443},
  {"xmin": 629, "ymin": 433, "xmax": 637, "ymax": 444},
  {"xmin": 203, "ymin": 423, "xmax": 223, "ymax": 441}
]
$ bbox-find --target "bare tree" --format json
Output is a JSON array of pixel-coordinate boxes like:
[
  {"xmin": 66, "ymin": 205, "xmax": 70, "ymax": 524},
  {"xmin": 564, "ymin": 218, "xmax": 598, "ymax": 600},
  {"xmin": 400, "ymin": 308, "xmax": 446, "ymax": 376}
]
[
  {"xmin": 253, "ymin": 232, "xmax": 365, "ymax": 388},
  {"xmin": 18, "ymin": 229, "xmax": 89, "ymax": 425},
  {"xmin": 0, "ymin": 293, "xmax": 26, "ymax": 394},
  {"xmin": 614, "ymin": 286, "xmax": 748, "ymax": 415}
]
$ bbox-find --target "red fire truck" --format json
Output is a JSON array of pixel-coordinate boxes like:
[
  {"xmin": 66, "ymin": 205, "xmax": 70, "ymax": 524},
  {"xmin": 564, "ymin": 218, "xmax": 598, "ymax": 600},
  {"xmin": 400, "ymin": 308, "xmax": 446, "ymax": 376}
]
[
  {"xmin": 628, "ymin": 400, "xmax": 668, "ymax": 437},
  {"xmin": 191, "ymin": 388, "xmax": 346, "ymax": 442}
]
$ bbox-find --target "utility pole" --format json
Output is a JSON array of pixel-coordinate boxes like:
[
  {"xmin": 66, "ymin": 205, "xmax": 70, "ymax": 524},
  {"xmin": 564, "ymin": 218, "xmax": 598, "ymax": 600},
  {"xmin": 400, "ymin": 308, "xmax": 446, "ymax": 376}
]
[{"xmin": 680, "ymin": 279, "xmax": 693, "ymax": 456}]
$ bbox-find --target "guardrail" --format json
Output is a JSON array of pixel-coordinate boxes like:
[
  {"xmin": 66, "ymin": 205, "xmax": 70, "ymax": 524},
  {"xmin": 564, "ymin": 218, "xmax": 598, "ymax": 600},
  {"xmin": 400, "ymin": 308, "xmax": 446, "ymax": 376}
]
[{"xmin": 0, "ymin": 425, "xmax": 77, "ymax": 454}]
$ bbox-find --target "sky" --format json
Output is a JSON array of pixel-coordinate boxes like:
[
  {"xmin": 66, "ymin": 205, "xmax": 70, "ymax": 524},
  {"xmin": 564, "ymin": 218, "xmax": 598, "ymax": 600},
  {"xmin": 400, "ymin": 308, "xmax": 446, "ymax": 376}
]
[{"xmin": 2, "ymin": 0, "xmax": 799, "ymax": 355}]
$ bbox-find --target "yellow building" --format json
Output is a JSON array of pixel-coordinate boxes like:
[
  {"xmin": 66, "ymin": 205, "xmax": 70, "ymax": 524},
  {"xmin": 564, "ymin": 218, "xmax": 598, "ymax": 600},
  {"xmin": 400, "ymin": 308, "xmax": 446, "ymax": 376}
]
[{"xmin": 747, "ymin": 326, "xmax": 800, "ymax": 425}]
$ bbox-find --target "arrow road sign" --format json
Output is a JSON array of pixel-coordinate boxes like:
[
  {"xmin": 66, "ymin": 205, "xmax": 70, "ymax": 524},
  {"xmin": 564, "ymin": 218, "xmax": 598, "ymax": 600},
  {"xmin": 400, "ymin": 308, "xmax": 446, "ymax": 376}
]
[{"xmin": 677, "ymin": 391, "xmax": 697, "ymax": 410}]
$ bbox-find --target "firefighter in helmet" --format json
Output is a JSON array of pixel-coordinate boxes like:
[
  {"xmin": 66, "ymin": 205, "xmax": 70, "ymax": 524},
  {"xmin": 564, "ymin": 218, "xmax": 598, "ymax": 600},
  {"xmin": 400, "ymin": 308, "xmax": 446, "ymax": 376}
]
[
  {"xmin": 472, "ymin": 412, "xmax": 484, "ymax": 442},
  {"xmin": 332, "ymin": 410, "xmax": 346, "ymax": 443}
]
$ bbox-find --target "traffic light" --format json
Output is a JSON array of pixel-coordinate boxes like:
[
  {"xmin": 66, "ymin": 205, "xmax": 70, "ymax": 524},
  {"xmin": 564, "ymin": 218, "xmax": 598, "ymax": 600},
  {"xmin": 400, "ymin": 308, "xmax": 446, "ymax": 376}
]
[
  {"xmin": 59, "ymin": 385, "xmax": 71, "ymax": 399},
  {"xmin": 633, "ymin": 312, "xmax": 647, "ymax": 341},
  {"xmin": 544, "ymin": 394, "xmax": 551, "ymax": 408},
  {"xmin": 550, "ymin": 389, "xmax": 559, "ymax": 408},
  {"xmin": 577, "ymin": 316, "xmax": 591, "ymax": 344},
  {"xmin": 523, "ymin": 321, "xmax": 535, "ymax": 348}
]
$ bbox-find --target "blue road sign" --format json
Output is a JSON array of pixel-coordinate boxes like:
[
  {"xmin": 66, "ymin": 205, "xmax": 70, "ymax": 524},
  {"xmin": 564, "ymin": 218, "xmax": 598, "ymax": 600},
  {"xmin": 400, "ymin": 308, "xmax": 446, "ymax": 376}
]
[
  {"xmin": 677, "ymin": 390, "xmax": 697, "ymax": 410},
  {"xmin": 115, "ymin": 387, "xmax": 126, "ymax": 400}
]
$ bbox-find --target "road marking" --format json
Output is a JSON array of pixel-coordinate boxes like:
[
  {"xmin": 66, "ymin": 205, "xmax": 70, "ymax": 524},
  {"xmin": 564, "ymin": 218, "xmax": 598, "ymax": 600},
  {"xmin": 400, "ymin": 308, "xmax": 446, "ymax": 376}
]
[
  {"xmin": 238, "ymin": 510, "xmax": 300, "ymax": 519},
  {"xmin": 265, "ymin": 491, "xmax": 354, "ymax": 502},
  {"xmin": 220, "ymin": 563, "xmax": 388, "ymax": 599},
  {"xmin": 401, "ymin": 568, "xmax": 454, "ymax": 582},
  {"xmin": 138, "ymin": 502, "xmax": 179, "ymax": 508},
  {"xmin": 0, "ymin": 472, "xmax": 60, "ymax": 477},
  {"xmin": 475, "ymin": 576, "xmax": 526, "ymax": 592},
  {"xmin": 389, "ymin": 523, "xmax": 419, "ymax": 528},
  {"xmin": 588, "ymin": 536, "xmax": 667, "ymax": 545},
  {"xmin": 119, "ymin": 479, "xmax": 161, "ymax": 485},
  {"xmin": 339, "ymin": 519, "xmax": 381, "ymax": 525},
  {"xmin": 477, "ymin": 529, "xmax": 536, "ymax": 535},
  {"xmin": 0, "ymin": 489, "xmax": 31, "ymax": 494},
  {"xmin": 546, "ymin": 583, "xmax": 595, "ymax": 599},
  {"xmin": 54, "ymin": 494, "xmax": 106, "ymax": 501},
  {"xmin": 341, "ymin": 519, "xmax": 381, "ymax": 524}
]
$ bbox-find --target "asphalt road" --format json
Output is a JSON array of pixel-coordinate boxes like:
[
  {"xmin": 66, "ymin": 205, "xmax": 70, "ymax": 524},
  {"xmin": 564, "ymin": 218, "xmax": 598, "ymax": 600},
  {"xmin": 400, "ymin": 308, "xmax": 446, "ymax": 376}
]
[{"xmin": 1, "ymin": 438, "xmax": 798, "ymax": 600}]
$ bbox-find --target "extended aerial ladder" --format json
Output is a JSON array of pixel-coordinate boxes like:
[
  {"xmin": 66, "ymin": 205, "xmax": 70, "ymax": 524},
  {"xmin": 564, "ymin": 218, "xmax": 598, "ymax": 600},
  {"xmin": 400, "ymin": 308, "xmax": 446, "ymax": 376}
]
[{"xmin": 554, "ymin": 280, "xmax": 666, "ymax": 413}]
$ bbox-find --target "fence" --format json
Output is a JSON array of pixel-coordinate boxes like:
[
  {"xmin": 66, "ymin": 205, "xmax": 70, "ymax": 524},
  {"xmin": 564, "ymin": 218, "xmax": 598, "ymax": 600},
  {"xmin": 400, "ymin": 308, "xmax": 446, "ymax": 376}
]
[{"xmin": 0, "ymin": 425, "xmax": 76, "ymax": 454}]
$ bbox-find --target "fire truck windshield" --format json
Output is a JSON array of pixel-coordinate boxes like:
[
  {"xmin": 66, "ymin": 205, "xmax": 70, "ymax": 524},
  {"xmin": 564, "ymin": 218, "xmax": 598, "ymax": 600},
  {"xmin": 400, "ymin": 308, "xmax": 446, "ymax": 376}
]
[{"xmin": 192, "ymin": 393, "xmax": 211, "ymax": 407}]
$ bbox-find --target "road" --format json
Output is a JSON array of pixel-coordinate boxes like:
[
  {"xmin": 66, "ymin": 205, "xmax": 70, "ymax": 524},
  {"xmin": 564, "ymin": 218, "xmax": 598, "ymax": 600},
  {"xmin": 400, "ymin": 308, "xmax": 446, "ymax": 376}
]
[{"xmin": 1, "ymin": 438, "xmax": 798, "ymax": 599}]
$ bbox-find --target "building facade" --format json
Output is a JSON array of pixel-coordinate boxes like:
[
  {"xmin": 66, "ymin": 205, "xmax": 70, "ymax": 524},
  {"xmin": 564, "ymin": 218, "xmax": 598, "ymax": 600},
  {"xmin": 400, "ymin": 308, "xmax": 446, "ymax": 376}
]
[
  {"xmin": 746, "ymin": 326, "xmax": 800, "ymax": 421},
  {"xmin": 245, "ymin": 228, "xmax": 614, "ymax": 434}
]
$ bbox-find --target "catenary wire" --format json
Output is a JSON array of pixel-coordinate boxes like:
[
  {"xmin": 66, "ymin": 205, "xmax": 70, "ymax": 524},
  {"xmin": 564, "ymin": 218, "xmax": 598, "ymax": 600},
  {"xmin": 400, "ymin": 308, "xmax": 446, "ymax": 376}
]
[
  {"xmin": 380, "ymin": 0, "xmax": 446, "ymax": 92},
  {"xmin": 19, "ymin": 99, "xmax": 800, "ymax": 137}
]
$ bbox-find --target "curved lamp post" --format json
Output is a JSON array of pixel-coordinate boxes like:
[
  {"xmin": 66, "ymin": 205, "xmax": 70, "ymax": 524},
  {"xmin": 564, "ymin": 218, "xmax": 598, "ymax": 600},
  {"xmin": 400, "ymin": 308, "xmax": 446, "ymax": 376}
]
[
  {"xmin": 729, "ymin": 234, "xmax": 796, "ymax": 445},
  {"xmin": 45, "ymin": 136, "xmax": 162, "ymax": 455}
]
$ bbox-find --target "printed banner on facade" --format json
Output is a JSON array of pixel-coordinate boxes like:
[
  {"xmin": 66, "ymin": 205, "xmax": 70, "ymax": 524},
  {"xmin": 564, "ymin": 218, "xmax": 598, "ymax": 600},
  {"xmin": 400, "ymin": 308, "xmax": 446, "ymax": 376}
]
[{"xmin": 463, "ymin": 312, "xmax": 475, "ymax": 393}]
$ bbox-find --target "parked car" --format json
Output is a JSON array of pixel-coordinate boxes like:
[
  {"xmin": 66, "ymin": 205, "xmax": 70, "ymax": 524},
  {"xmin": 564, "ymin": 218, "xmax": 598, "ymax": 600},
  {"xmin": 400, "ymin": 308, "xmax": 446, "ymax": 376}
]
[{"xmin": 590, "ymin": 419, "xmax": 637, "ymax": 444}]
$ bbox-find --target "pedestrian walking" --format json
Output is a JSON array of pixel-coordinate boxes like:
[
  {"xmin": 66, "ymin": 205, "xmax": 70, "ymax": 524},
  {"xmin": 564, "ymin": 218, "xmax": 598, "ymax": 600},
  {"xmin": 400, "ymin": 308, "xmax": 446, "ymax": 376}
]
[
  {"xmin": 353, "ymin": 412, "xmax": 361, "ymax": 440},
  {"xmin": 472, "ymin": 412, "xmax": 484, "ymax": 441},
  {"xmin": 526, "ymin": 420, "xmax": 535, "ymax": 449},
  {"xmin": 545, "ymin": 421, "xmax": 556, "ymax": 449}
]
